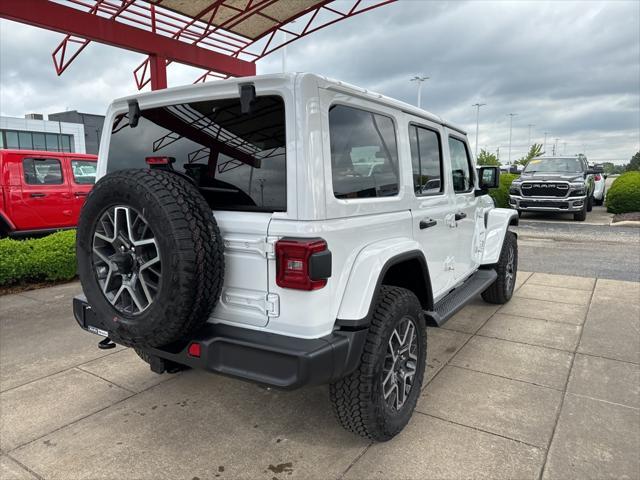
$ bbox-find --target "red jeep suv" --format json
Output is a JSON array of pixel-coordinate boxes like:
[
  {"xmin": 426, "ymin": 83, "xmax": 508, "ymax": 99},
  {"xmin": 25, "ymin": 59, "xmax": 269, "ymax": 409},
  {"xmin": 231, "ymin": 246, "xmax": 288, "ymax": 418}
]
[{"xmin": 0, "ymin": 149, "xmax": 98, "ymax": 237}]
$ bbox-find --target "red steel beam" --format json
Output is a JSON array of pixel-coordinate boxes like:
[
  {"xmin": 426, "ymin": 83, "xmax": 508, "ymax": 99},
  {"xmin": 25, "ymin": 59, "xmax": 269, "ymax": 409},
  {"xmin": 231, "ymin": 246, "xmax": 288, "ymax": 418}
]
[{"xmin": 0, "ymin": 0, "xmax": 256, "ymax": 78}]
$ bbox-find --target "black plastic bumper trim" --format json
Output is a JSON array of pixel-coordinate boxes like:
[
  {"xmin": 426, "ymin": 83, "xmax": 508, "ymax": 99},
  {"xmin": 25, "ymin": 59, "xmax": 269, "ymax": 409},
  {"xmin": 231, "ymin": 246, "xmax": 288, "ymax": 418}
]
[{"xmin": 73, "ymin": 295, "xmax": 366, "ymax": 390}]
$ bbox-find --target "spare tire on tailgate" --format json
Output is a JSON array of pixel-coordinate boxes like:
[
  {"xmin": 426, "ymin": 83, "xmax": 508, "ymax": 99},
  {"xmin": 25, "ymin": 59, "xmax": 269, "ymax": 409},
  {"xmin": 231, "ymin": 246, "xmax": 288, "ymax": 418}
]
[{"xmin": 76, "ymin": 168, "xmax": 224, "ymax": 348}]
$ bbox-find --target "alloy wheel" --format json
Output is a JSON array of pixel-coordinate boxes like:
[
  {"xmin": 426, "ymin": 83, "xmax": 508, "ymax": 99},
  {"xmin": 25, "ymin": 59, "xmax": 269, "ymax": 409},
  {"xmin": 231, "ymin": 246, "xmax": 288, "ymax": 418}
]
[
  {"xmin": 382, "ymin": 317, "xmax": 419, "ymax": 411},
  {"xmin": 92, "ymin": 206, "xmax": 161, "ymax": 315}
]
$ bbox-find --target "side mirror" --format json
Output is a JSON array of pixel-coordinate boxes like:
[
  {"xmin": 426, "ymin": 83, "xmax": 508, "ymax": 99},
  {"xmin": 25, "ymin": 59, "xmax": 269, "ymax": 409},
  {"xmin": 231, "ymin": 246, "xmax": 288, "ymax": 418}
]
[{"xmin": 476, "ymin": 166, "xmax": 500, "ymax": 195}]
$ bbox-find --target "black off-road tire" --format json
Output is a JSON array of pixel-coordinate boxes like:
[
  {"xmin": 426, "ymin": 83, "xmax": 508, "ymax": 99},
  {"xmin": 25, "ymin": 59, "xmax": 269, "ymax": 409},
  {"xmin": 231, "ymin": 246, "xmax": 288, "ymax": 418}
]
[
  {"xmin": 481, "ymin": 231, "xmax": 518, "ymax": 304},
  {"xmin": 587, "ymin": 195, "xmax": 593, "ymax": 212},
  {"xmin": 517, "ymin": 210, "xmax": 523, "ymax": 218},
  {"xmin": 574, "ymin": 203, "xmax": 587, "ymax": 221},
  {"xmin": 329, "ymin": 286, "xmax": 426, "ymax": 442},
  {"xmin": 77, "ymin": 169, "xmax": 224, "ymax": 348}
]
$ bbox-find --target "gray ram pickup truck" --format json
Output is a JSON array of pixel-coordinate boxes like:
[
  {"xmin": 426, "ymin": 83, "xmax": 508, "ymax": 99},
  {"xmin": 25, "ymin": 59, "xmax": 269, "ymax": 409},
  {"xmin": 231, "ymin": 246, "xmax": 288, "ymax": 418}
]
[{"xmin": 508, "ymin": 156, "xmax": 601, "ymax": 221}]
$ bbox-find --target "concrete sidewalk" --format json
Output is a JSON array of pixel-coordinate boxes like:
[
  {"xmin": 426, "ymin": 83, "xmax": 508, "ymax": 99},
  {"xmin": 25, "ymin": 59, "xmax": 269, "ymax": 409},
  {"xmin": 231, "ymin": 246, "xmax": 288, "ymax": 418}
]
[{"xmin": 1, "ymin": 273, "xmax": 639, "ymax": 479}]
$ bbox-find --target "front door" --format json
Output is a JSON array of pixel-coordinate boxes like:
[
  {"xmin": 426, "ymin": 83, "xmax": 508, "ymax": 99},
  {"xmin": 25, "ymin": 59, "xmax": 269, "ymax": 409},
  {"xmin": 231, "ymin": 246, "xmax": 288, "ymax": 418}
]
[
  {"xmin": 446, "ymin": 133, "xmax": 480, "ymax": 282},
  {"xmin": 408, "ymin": 121, "xmax": 454, "ymax": 299}
]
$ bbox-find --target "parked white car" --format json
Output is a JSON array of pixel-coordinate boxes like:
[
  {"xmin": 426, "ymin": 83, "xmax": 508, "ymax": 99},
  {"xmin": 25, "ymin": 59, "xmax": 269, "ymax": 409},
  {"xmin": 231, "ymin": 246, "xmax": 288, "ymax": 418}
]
[
  {"xmin": 73, "ymin": 73, "xmax": 518, "ymax": 441},
  {"xmin": 592, "ymin": 165, "xmax": 606, "ymax": 205}
]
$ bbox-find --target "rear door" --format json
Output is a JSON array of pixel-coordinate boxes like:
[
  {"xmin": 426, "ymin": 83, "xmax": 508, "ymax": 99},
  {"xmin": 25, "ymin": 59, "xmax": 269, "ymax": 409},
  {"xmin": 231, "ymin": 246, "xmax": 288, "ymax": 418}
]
[
  {"xmin": 69, "ymin": 157, "xmax": 97, "ymax": 222},
  {"xmin": 16, "ymin": 155, "xmax": 74, "ymax": 229},
  {"xmin": 407, "ymin": 120, "xmax": 455, "ymax": 299},
  {"xmin": 104, "ymin": 94, "xmax": 289, "ymax": 328},
  {"xmin": 446, "ymin": 132, "xmax": 481, "ymax": 282}
]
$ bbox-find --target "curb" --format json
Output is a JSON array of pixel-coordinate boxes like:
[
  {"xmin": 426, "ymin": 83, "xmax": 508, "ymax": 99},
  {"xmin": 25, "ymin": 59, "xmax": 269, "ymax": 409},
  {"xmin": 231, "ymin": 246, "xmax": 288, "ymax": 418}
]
[{"xmin": 610, "ymin": 220, "xmax": 640, "ymax": 228}]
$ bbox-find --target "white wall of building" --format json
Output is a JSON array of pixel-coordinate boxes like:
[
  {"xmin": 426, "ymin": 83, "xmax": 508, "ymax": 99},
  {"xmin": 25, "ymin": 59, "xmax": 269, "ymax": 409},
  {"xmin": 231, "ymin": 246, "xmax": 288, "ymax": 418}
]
[{"xmin": 0, "ymin": 115, "xmax": 86, "ymax": 153}]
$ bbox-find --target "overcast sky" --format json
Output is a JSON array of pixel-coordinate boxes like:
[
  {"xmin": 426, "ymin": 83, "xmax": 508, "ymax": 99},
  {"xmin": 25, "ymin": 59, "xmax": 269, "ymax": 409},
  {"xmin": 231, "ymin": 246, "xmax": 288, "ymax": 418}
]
[{"xmin": 1, "ymin": 0, "xmax": 638, "ymax": 164}]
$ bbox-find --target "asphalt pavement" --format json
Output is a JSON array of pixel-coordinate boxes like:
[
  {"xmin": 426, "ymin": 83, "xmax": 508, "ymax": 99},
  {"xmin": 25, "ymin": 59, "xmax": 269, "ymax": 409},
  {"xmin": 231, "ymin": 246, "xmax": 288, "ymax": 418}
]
[{"xmin": 514, "ymin": 207, "xmax": 640, "ymax": 282}]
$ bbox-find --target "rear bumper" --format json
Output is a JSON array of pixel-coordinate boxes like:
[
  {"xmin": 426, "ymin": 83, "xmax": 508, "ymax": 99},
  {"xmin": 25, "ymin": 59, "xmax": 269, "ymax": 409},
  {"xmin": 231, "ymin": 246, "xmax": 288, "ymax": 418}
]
[
  {"xmin": 509, "ymin": 195, "xmax": 586, "ymax": 213},
  {"xmin": 73, "ymin": 296, "xmax": 367, "ymax": 390}
]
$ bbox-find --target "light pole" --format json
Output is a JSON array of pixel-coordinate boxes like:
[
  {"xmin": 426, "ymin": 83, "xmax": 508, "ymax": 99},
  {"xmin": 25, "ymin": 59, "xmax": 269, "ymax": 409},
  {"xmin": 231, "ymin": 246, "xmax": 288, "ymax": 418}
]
[
  {"xmin": 507, "ymin": 113, "xmax": 517, "ymax": 164},
  {"xmin": 543, "ymin": 132, "xmax": 549, "ymax": 154},
  {"xmin": 553, "ymin": 138, "xmax": 559, "ymax": 156},
  {"xmin": 472, "ymin": 103, "xmax": 486, "ymax": 159},
  {"xmin": 410, "ymin": 75, "xmax": 429, "ymax": 109},
  {"xmin": 527, "ymin": 124, "xmax": 535, "ymax": 148}
]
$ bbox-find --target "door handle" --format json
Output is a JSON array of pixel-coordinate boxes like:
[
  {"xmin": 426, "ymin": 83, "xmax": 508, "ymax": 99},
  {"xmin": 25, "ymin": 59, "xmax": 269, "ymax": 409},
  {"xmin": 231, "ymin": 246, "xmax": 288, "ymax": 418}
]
[
  {"xmin": 454, "ymin": 212, "xmax": 467, "ymax": 221},
  {"xmin": 74, "ymin": 192, "xmax": 88, "ymax": 197},
  {"xmin": 419, "ymin": 219, "xmax": 438, "ymax": 230},
  {"xmin": 30, "ymin": 193, "xmax": 46, "ymax": 198}
]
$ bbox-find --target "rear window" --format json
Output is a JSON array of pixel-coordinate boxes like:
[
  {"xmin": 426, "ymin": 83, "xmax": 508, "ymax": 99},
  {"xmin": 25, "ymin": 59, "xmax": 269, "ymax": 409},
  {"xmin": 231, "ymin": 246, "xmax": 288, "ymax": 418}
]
[
  {"xmin": 107, "ymin": 96, "xmax": 286, "ymax": 212},
  {"xmin": 71, "ymin": 160, "xmax": 97, "ymax": 184},
  {"xmin": 329, "ymin": 105, "xmax": 399, "ymax": 199}
]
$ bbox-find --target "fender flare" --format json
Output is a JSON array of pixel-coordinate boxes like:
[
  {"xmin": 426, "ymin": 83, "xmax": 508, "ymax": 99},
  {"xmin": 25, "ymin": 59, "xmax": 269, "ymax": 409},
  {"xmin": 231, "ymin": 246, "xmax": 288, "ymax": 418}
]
[
  {"xmin": 336, "ymin": 237, "xmax": 432, "ymax": 327},
  {"xmin": 481, "ymin": 208, "xmax": 518, "ymax": 265}
]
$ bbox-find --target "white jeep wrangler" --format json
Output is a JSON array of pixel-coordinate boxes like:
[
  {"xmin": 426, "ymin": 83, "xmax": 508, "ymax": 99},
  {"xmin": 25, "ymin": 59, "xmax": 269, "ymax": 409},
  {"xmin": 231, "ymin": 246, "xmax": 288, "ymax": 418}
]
[{"xmin": 74, "ymin": 73, "xmax": 518, "ymax": 441}]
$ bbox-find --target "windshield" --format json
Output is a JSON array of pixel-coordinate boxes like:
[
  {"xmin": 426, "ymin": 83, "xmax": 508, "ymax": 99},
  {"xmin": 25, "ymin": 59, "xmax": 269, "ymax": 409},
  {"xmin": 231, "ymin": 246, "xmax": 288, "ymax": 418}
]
[
  {"xmin": 107, "ymin": 95, "xmax": 286, "ymax": 212},
  {"xmin": 524, "ymin": 158, "xmax": 582, "ymax": 174}
]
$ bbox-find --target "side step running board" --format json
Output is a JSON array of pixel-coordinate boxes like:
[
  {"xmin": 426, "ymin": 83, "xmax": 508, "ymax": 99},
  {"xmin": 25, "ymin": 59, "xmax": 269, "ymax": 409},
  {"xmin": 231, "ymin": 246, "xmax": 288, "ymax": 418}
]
[{"xmin": 424, "ymin": 269, "xmax": 497, "ymax": 327}]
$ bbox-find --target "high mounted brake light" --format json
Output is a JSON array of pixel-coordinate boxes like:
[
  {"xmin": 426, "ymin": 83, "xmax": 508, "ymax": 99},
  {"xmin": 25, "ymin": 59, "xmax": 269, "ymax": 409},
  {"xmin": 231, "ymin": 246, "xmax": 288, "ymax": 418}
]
[
  {"xmin": 145, "ymin": 156, "xmax": 175, "ymax": 165},
  {"xmin": 276, "ymin": 238, "xmax": 331, "ymax": 290}
]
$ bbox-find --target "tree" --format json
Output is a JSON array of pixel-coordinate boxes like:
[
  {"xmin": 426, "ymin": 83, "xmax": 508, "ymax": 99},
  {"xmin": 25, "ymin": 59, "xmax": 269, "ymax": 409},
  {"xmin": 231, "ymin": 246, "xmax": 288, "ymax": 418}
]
[
  {"xmin": 477, "ymin": 149, "xmax": 500, "ymax": 166},
  {"xmin": 602, "ymin": 162, "xmax": 625, "ymax": 175},
  {"xmin": 514, "ymin": 143, "xmax": 544, "ymax": 167},
  {"xmin": 626, "ymin": 151, "xmax": 640, "ymax": 171}
]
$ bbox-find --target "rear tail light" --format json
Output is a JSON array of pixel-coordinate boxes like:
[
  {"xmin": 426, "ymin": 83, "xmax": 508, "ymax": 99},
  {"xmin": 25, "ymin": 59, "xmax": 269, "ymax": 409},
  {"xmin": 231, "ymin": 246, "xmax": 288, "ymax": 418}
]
[
  {"xmin": 187, "ymin": 342, "xmax": 201, "ymax": 358},
  {"xmin": 594, "ymin": 174, "xmax": 601, "ymax": 181},
  {"xmin": 145, "ymin": 156, "xmax": 175, "ymax": 165},
  {"xmin": 275, "ymin": 238, "xmax": 331, "ymax": 290}
]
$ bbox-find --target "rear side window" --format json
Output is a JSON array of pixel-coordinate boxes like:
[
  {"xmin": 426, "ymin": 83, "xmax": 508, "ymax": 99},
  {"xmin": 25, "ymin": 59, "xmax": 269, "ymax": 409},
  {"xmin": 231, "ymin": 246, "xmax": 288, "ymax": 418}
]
[
  {"xmin": 329, "ymin": 105, "xmax": 399, "ymax": 199},
  {"xmin": 448, "ymin": 137, "xmax": 474, "ymax": 193},
  {"xmin": 107, "ymin": 96, "xmax": 286, "ymax": 212},
  {"xmin": 22, "ymin": 158, "xmax": 63, "ymax": 185},
  {"xmin": 409, "ymin": 125, "xmax": 443, "ymax": 195},
  {"xmin": 71, "ymin": 160, "xmax": 97, "ymax": 184}
]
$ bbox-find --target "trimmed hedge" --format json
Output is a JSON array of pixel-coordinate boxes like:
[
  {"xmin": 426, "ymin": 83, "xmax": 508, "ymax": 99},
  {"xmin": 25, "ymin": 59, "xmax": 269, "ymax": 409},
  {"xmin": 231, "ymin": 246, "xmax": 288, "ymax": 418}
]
[
  {"xmin": 489, "ymin": 173, "xmax": 519, "ymax": 208},
  {"xmin": 0, "ymin": 230, "xmax": 77, "ymax": 287},
  {"xmin": 606, "ymin": 171, "xmax": 640, "ymax": 214}
]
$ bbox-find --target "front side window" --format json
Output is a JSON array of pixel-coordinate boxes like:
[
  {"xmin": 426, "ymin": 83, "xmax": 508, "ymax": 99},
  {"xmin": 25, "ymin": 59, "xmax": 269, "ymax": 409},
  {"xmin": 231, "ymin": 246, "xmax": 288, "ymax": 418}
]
[
  {"xmin": 409, "ymin": 125, "xmax": 443, "ymax": 195},
  {"xmin": 329, "ymin": 105, "xmax": 399, "ymax": 199},
  {"xmin": 71, "ymin": 160, "xmax": 97, "ymax": 184},
  {"xmin": 107, "ymin": 96, "xmax": 286, "ymax": 212},
  {"xmin": 23, "ymin": 158, "xmax": 63, "ymax": 185},
  {"xmin": 448, "ymin": 137, "xmax": 473, "ymax": 193}
]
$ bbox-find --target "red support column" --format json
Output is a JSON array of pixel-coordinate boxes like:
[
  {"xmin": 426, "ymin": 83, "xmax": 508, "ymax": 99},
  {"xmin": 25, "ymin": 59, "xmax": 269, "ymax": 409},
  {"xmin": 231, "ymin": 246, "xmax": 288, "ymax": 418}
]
[{"xmin": 149, "ymin": 55, "xmax": 168, "ymax": 90}]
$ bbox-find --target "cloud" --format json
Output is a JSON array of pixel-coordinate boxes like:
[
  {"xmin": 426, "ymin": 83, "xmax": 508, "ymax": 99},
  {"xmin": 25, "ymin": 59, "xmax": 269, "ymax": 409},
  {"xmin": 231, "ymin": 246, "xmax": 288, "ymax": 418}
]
[{"xmin": 1, "ymin": 0, "xmax": 638, "ymax": 163}]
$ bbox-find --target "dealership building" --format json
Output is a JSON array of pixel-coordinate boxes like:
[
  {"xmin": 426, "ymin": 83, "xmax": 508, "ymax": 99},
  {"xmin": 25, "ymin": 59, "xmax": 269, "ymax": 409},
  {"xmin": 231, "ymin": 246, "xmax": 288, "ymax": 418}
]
[{"xmin": 0, "ymin": 111, "xmax": 105, "ymax": 155}]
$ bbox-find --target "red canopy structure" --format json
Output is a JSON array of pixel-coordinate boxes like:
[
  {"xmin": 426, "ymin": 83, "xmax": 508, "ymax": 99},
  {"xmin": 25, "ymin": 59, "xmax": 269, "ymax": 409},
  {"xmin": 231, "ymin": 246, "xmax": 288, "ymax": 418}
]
[{"xmin": 0, "ymin": 0, "xmax": 396, "ymax": 90}]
